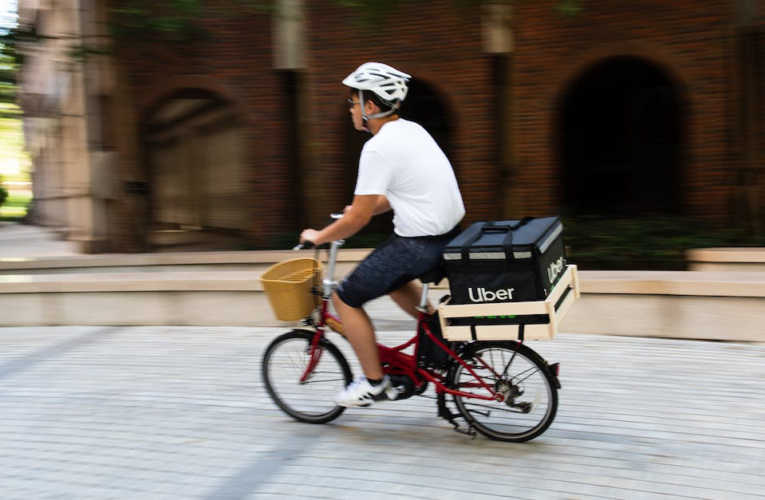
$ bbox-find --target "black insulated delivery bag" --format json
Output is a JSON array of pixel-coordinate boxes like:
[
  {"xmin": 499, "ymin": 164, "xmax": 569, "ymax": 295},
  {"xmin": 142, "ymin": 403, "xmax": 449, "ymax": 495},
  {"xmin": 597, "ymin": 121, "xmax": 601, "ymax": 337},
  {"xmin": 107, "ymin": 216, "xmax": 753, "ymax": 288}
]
[{"xmin": 443, "ymin": 217, "xmax": 566, "ymax": 305}]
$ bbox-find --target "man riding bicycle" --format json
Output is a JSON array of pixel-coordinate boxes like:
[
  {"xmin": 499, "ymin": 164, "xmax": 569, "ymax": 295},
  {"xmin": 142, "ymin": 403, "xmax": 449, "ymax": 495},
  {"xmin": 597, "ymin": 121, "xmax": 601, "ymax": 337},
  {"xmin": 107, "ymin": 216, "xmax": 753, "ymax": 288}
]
[{"xmin": 299, "ymin": 62, "xmax": 465, "ymax": 407}]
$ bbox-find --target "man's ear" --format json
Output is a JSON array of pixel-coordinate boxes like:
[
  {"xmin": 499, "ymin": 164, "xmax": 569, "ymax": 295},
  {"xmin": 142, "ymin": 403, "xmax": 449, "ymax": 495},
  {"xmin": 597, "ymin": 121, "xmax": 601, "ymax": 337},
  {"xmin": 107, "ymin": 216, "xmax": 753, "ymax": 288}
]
[{"xmin": 365, "ymin": 100, "xmax": 378, "ymax": 114}]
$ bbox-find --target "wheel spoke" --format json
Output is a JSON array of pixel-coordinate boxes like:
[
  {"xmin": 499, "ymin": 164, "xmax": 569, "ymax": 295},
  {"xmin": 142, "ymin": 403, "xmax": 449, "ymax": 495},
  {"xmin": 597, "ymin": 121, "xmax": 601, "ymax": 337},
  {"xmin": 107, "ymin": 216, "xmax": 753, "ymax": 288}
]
[
  {"xmin": 263, "ymin": 332, "xmax": 351, "ymax": 424},
  {"xmin": 512, "ymin": 366, "xmax": 542, "ymax": 385},
  {"xmin": 499, "ymin": 346, "xmax": 519, "ymax": 381},
  {"xmin": 451, "ymin": 343, "xmax": 557, "ymax": 442}
]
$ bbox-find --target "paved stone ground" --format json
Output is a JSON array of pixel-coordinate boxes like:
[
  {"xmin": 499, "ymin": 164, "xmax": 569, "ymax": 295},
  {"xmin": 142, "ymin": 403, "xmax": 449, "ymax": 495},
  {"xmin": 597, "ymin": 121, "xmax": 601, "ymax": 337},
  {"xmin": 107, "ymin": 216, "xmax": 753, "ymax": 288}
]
[
  {"xmin": 1, "ymin": 324, "xmax": 765, "ymax": 499},
  {"xmin": 2, "ymin": 225, "xmax": 765, "ymax": 498}
]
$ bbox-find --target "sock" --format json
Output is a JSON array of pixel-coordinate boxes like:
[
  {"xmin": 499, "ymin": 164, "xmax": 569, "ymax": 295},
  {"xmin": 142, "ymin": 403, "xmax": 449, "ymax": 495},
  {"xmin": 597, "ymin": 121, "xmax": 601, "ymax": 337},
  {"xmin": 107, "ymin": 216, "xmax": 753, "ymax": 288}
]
[{"xmin": 367, "ymin": 377, "xmax": 383, "ymax": 387}]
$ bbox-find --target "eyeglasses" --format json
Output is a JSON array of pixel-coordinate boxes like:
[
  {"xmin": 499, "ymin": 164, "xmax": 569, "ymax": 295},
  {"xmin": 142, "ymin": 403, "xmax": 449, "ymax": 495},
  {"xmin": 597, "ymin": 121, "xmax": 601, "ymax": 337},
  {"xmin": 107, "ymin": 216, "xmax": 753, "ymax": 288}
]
[{"xmin": 347, "ymin": 99, "xmax": 361, "ymax": 106}]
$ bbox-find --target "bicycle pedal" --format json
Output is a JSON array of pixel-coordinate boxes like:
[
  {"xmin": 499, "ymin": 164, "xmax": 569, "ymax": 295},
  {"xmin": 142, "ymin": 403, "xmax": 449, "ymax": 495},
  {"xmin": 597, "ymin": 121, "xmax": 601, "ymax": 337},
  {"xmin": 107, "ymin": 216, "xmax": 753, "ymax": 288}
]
[
  {"xmin": 371, "ymin": 392, "xmax": 389, "ymax": 402},
  {"xmin": 383, "ymin": 385, "xmax": 405, "ymax": 401}
]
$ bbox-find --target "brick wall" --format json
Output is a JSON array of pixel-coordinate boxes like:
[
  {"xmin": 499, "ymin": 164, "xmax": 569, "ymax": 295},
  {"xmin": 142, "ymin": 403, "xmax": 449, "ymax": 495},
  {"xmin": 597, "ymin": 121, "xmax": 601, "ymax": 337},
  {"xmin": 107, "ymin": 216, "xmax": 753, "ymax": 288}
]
[
  {"xmin": 757, "ymin": 8, "xmax": 765, "ymax": 231},
  {"xmin": 512, "ymin": 0, "xmax": 735, "ymax": 221},
  {"xmin": 113, "ymin": 1, "xmax": 501, "ymax": 248},
  {"xmin": 303, "ymin": 1, "xmax": 500, "ymax": 227},
  {"xmin": 110, "ymin": 0, "xmax": 753, "ymax": 251},
  {"xmin": 117, "ymin": 10, "xmax": 295, "ymax": 248}
]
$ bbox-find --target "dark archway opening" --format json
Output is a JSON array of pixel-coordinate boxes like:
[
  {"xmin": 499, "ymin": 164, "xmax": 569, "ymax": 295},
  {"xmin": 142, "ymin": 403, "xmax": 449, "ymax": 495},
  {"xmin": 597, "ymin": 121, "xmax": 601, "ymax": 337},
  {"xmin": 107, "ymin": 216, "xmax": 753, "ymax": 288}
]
[
  {"xmin": 144, "ymin": 89, "xmax": 246, "ymax": 251},
  {"xmin": 559, "ymin": 56, "xmax": 684, "ymax": 216},
  {"xmin": 401, "ymin": 79, "xmax": 453, "ymax": 157},
  {"xmin": 341, "ymin": 78, "xmax": 453, "ymax": 244}
]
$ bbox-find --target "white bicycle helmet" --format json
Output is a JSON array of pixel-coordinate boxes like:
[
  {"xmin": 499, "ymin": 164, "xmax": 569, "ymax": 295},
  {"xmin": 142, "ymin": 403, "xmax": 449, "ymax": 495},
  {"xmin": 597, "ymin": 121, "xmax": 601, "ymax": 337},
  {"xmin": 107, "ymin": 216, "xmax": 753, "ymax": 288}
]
[{"xmin": 343, "ymin": 62, "xmax": 411, "ymax": 122}]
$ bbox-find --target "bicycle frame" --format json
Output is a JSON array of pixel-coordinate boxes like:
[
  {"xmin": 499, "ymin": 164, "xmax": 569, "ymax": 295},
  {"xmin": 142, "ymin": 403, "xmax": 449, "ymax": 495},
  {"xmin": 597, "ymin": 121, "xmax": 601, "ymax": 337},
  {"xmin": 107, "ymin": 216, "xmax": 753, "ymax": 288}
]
[{"xmin": 300, "ymin": 239, "xmax": 508, "ymax": 403}]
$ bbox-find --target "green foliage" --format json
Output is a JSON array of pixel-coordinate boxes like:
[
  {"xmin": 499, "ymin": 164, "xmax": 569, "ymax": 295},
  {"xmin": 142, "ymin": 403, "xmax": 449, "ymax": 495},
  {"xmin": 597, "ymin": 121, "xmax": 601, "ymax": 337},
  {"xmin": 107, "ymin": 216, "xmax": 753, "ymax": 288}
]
[
  {"xmin": 0, "ymin": 173, "xmax": 32, "ymax": 220},
  {"xmin": 553, "ymin": 0, "xmax": 584, "ymax": 17},
  {"xmin": 0, "ymin": 189, "xmax": 32, "ymax": 220},
  {"xmin": 0, "ymin": 25, "xmax": 47, "ymax": 68},
  {"xmin": 3, "ymin": 190, "xmax": 31, "ymax": 208},
  {"xmin": 0, "ymin": 81, "xmax": 14, "ymax": 106},
  {"xmin": 562, "ymin": 215, "xmax": 765, "ymax": 271},
  {"xmin": 107, "ymin": 0, "xmax": 276, "ymax": 46},
  {"xmin": 0, "ymin": 103, "xmax": 25, "ymax": 149},
  {"xmin": 332, "ymin": 0, "xmax": 402, "ymax": 23},
  {"xmin": 109, "ymin": 0, "xmax": 206, "ymax": 44},
  {"xmin": 0, "ymin": 22, "xmax": 19, "ymax": 103}
]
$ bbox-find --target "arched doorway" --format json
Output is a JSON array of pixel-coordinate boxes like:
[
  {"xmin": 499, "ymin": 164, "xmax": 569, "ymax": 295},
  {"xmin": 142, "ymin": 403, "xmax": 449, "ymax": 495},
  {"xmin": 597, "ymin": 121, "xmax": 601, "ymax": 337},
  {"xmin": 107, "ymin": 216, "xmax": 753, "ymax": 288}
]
[
  {"xmin": 559, "ymin": 56, "xmax": 684, "ymax": 215},
  {"xmin": 341, "ymin": 78, "xmax": 453, "ymax": 240},
  {"xmin": 402, "ymin": 79, "xmax": 453, "ymax": 156},
  {"xmin": 145, "ymin": 89, "xmax": 246, "ymax": 250}
]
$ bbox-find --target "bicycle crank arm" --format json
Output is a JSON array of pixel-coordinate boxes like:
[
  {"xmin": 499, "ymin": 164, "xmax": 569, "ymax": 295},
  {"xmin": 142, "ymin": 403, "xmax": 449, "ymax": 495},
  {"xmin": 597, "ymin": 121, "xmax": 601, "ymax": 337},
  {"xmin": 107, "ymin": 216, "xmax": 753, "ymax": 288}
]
[{"xmin": 372, "ymin": 385, "xmax": 405, "ymax": 402}]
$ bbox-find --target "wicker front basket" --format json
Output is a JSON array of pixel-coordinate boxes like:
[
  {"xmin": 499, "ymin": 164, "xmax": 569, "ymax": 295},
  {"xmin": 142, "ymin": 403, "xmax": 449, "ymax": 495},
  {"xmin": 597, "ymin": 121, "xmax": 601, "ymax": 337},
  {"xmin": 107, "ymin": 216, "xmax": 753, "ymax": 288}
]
[{"xmin": 260, "ymin": 258, "xmax": 323, "ymax": 321}]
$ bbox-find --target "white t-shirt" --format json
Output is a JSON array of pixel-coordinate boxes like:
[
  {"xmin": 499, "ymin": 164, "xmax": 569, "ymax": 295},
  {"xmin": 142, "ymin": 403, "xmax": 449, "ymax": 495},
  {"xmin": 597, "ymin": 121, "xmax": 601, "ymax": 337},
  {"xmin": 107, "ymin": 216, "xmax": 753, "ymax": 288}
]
[{"xmin": 354, "ymin": 118, "xmax": 465, "ymax": 237}]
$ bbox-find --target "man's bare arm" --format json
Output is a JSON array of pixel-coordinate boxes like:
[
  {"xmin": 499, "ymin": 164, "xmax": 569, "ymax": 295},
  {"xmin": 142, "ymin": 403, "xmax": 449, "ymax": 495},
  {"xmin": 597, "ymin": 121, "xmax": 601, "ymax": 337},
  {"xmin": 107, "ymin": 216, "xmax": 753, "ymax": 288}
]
[
  {"xmin": 300, "ymin": 195, "xmax": 377, "ymax": 246},
  {"xmin": 373, "ymin": 195, "xmax": 391, "ymax": 215}
]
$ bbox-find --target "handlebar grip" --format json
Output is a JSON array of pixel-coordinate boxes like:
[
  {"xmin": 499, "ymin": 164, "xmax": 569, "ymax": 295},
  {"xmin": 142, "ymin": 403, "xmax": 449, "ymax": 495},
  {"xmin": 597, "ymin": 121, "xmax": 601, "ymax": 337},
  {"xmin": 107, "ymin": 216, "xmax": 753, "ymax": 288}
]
[{"xmin": 294, "ymin": 212, "xmax": 343, "ymax": 250}]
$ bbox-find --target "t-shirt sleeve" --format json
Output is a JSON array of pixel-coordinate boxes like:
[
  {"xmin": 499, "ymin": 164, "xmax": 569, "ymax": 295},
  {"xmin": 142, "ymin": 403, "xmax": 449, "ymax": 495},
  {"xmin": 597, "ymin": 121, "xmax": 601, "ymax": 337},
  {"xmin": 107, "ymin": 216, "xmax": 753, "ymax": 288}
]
[{"xmin": 354, "ymin": 150, "xmax": 392, "ymax": 195}]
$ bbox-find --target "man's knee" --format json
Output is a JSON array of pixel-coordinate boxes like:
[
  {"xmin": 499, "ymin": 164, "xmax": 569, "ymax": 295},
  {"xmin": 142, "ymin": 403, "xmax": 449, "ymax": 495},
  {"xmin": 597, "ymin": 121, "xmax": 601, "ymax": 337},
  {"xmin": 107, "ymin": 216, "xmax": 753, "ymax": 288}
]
[
  {"xmin": 334, "ymin": 287, "xmax": 365, "ymax": 310},
  {"xmin": 333, "ymin": 290, "xmax": 358, "ymax": 311},
  {"xmin": 332, "ymin": 290, "xmax": 344, "ymax": 308}
]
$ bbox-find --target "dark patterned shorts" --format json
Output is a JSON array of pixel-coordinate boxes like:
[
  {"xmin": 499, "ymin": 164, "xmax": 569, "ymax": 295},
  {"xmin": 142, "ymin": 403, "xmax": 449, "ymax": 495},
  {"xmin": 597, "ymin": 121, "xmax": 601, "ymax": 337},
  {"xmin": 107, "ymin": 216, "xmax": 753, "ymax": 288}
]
[{"xmin": 336, "ymin": 228, "xmax": 459, "ymax": 308}]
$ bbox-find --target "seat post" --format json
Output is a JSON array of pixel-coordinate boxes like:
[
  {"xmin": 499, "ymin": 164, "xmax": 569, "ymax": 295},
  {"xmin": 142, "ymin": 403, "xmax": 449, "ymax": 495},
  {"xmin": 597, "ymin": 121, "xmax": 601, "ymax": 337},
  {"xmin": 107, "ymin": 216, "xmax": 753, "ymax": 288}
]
[
  {"xmin": 323, "ymin": 239, "xmax": 344, "ymax": 298},
  {"xmin": 418, "ymin": 283, "xmax": 430, "ymax": 312}
]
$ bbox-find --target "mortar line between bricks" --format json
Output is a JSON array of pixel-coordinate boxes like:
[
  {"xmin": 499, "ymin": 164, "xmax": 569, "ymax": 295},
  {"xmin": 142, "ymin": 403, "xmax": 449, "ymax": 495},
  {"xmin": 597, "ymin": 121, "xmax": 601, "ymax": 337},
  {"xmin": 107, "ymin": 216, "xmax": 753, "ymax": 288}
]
[
  {"xmin": 0, "ymin": 327, "xmax": 122, "ymax": 379},
  {"xmin": 204, "ymin": 427, "xmax": 319, "ymax": 500}
]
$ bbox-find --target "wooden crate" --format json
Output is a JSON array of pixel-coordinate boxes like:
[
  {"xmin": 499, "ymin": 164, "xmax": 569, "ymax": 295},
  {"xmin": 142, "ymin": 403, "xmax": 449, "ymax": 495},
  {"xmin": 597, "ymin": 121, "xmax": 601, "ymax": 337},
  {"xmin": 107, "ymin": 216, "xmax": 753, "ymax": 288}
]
[{"xmin": 438, "ymin": 265, "xmax": 580, "ymax": 341}]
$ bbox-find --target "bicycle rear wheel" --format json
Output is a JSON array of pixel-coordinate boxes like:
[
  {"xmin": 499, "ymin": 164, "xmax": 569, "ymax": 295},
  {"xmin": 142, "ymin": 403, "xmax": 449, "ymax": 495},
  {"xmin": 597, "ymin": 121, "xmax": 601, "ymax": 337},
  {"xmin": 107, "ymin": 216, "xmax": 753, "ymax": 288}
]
[
  {"xmin": 449, "ymin": 341, "xmax": 558, "ymax": 442},
  {"xmin": 262, "ymin": 330, "xmax": 352, "ymax": 424}
]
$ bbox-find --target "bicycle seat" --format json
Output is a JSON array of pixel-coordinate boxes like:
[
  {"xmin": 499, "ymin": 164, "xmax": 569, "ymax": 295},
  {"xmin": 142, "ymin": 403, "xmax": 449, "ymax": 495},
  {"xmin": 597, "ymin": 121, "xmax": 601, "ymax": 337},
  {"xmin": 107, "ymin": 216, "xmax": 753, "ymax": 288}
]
[{"xmin": 417, "ymin": 266, "xmax": 445, "ymax": 285}]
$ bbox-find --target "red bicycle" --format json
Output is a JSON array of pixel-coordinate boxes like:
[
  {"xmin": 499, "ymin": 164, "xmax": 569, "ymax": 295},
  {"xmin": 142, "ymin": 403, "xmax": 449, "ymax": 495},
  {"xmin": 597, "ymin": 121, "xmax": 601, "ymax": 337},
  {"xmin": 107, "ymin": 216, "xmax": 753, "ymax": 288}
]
[{"xmin": 262, "ymin": 220, "xmax": 561, "ymax": 442}]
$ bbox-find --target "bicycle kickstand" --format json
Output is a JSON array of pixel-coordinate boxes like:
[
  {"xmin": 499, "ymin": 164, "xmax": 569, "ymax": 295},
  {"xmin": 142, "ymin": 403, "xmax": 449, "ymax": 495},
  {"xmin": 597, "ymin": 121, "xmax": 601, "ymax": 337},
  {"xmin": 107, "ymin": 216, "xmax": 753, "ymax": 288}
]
[{"xmin": 437, "ymin": 392, "xmax": 476, "ymax": 439}]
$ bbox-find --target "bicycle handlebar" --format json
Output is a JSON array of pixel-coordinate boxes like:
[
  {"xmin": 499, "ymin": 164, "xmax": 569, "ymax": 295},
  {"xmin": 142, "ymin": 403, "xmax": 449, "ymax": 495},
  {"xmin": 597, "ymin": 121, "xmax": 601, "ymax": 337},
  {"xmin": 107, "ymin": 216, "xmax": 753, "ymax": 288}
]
[{"xmin": 293, "ymin": 212, "xmax": 345, "ymax": 250}]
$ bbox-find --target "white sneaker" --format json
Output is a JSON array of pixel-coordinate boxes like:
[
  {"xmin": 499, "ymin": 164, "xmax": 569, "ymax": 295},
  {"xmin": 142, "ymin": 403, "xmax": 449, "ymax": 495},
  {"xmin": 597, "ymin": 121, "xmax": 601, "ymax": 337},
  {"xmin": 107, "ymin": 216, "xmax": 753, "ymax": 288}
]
[{"xmin": 334, "ymin": 375, "xmax": 393, "ymax": 407}]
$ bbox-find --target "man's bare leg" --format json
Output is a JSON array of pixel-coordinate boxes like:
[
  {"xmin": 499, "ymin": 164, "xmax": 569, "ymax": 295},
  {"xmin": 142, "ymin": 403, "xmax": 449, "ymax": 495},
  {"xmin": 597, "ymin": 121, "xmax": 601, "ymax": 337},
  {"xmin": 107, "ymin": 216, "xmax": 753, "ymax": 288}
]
[
  {"xmin": 389, "ymin": 281, "xmax": 435, "ymax": 318},
  {"xmin": 332, "ymin": 292, "xmax": 384, "ymax": 380}
]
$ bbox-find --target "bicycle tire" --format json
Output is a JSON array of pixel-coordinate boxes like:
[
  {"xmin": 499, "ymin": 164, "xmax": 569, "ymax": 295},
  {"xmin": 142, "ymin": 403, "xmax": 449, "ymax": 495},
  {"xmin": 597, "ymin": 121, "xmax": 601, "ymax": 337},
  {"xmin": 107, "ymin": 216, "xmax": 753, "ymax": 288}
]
[
  {"xmin": 448, "ymin": 341, "xmax": 558, "ymax": 442},
  {"xmin": 262, "ymin": 329, "xmax": 352, "ymax": 424}
]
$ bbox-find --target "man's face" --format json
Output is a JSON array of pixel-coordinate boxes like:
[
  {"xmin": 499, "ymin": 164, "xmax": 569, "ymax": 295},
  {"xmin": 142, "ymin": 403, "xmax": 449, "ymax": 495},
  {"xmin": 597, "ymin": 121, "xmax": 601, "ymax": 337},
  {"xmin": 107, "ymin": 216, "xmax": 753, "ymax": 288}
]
[{"xmin": 348, "ymin": 90, "xmax": 372, "ymax": 131}]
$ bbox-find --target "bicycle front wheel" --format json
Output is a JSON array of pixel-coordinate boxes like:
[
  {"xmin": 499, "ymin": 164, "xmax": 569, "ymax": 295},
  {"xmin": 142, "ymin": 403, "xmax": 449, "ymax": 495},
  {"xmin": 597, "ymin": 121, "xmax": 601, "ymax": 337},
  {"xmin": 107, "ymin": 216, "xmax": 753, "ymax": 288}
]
[
  {"xmin": 449, "ymin": 341, "xmax": 558, "ymax": 442},
  {"xmin": 262, "ymin": 330, "xmax": 352, "ymax": 424}
]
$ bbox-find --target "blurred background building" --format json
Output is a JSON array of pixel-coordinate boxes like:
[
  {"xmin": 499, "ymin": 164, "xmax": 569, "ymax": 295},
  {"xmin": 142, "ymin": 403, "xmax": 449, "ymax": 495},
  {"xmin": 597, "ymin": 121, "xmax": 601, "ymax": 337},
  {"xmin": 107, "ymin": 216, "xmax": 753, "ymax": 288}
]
[{"xmin": 10, "ymin": 0, "xmax": 765, "ymax": 253}]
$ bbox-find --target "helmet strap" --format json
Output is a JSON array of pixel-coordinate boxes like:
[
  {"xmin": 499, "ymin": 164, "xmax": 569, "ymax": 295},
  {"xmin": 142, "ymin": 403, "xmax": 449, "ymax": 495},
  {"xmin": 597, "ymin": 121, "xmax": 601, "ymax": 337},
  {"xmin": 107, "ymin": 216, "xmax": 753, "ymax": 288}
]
[
  {"xmin": 359, "ymin": 91, "xmax": 398, "ymax": 133},
  {"xmin": 358, "ymin": 91, "xmax": 371, "ymax": 133}
]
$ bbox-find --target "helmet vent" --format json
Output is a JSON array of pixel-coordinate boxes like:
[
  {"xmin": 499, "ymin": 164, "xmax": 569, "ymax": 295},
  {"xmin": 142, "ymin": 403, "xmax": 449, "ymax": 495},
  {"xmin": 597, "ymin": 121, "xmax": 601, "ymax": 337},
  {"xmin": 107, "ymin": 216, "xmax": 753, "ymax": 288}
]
[{"xmin": 342, "ymin": 62, "xmax": 411, "ymax": 103}]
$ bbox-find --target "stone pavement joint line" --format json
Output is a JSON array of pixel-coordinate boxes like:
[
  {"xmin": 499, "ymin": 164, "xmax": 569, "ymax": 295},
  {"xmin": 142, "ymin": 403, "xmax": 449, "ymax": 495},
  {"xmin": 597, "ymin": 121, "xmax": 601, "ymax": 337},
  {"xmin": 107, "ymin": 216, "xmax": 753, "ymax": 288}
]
[
  {"xmin": 0, "ymin": 326, "xmax": 119, "ymax": 379},
  {"xmin": 204, "ymin": 427, "xmax": 320, "ymax": 500},
  {"xmin": 0, "ymin": 326, "xmax": 764, "ymax": 500}
]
